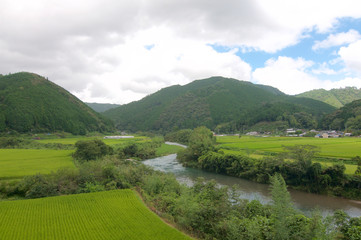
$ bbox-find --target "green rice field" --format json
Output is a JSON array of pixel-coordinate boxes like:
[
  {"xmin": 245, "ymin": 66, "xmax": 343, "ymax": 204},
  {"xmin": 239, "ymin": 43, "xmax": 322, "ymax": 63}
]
[
  {"xmin": 0, "ymin": 149, "xmax": 75, "ymax": 180},
  {"xmin": 217, "ymin": 136, "xmax": 361, "ymax": 159},
  {"xmin": 35, "ymin": 136, "xmax": 150, "ymax": 145},
  {"xmin": 217, "ymin": 136, "xmax": 361, "ymax": 175},
  {"xmin": 156, "ymin": 144, "xmax": 184, "ymax": 156},
  {"xmin": 0, "ymin": 189, "xmax": 191, "ymax": 240}
]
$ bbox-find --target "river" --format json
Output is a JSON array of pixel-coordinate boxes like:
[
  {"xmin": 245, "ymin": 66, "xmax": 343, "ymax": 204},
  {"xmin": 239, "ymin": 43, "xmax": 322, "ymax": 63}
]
[{"xmin": 143, "ymin": 154, "xmax": 361, "ymax": 218}]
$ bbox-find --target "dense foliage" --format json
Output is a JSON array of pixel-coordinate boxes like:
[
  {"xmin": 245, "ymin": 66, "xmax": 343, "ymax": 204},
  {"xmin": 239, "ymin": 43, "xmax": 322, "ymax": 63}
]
[
  {"xmin": 85, "ymin": 102, "xmax": 121, "ymax": 112},
  {"xmin": 164, "ymin": 129, "xmax": 193, "ymax": 145},
  {"xmin": 178, "ymin": 128, "xmax": 361, "ymax": 200},
  {"xmin": 297, "ymin": 87, "xmax": 361, "ymax": 108},
  {"xmin": 0, "ymin": 137, "xmax": 73, "ymax": 150},
  {"xmin": 119, "ymin": 138, "xmax": 163, "ymax": 160},
  {"xmin": 104, "ymin": 77, "xmax": 335, "ymax": 133},
  {"xmin": 73, "ymin": 139, "xmax": 114, "ymax": 161},
  {"xmin": 0, "ymin": 72, "xmax": 114, "ymax": 134},
  {"xmin": 321, "ymin": 99, "xmax": 361, "ymax": 132}
]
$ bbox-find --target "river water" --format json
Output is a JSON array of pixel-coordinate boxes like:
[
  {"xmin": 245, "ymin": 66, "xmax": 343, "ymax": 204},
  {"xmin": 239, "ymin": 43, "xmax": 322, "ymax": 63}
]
[{"xmin": 143, "ymin": 154, "xmax": 361, "ymax": 218}]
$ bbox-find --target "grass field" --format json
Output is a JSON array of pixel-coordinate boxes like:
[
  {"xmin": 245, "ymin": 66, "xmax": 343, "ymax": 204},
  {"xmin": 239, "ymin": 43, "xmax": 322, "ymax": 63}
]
[
  {"xmin": 217, "ymin": 136, "xmax": 361, "ymax": 159},
  {"xmin": 217, "ymin": 136, "xmax": 361, "ymax": 175},
  {"xmin": 35, "ymin": 136, "xmax": 150, "ymax": 145},
  {"xmin": 156, "ymin": 144, "xmax": 184, "ymax": 156},
  {"xmin": 0, "ymin": 189, "xmax": 191, "ymax": 240},
  {"xmin": 0, "ymin": 149, "xmax": 75, "ymax": 180}
]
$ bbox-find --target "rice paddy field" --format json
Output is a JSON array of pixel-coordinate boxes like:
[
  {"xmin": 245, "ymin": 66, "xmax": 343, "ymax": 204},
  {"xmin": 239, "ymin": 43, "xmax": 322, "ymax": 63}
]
[
  {"xmin": 0, "ymin": 189, "xmax": 192, "ymax": 240},
  {"xmin": 217, "ymin": 136, "xmax": 361, "ymax": 174},
  {"xmin": 0, "ymin": 149, "xmax": 75, "ymax": 180},
  {"xmin": 156, "ymin": 144, "xmax": 184, "ymax": 156},
  {"xmin": 217, "ymin": 136, "xmax": 361, "ymax": 159},
  {"xmin": 35, "ymin": 136, "xmax": 150, "ymax": 146}
]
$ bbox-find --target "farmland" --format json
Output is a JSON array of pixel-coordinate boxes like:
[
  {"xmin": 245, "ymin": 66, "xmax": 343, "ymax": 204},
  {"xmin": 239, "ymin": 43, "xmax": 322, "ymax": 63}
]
[
  {"xmin": 0, "ymin": 189, "xmax": 191, "ymax": 240},
  {"xmin": 35, "ymin": 135, "xmax": 150, "ymax": 146},
  {"xmin": 156, "ymin": 143, "xmax": 184, "ymax": 156},
  {"xmin": 217, "ymin": 136, "xmax": 361, "ymax": 159},
  {"xmin": 0, "ymin": 149, "xmax": 75, "ymax": 180},
  {"xmin": 217, "ymin": 136, "xmax": 361, "ymax": 174}
]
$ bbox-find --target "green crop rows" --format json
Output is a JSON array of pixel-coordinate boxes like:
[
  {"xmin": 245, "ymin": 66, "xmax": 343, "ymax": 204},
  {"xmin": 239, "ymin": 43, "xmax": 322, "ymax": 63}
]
[
  {"xmin": 0, "ymin": 189, "xmax": 192, "ymax": 240},
  {"xmin": 217, "ymin": 136, "xmax": 361, "ymax": 175},
  {"xmin": 217, "ymin": 136, "xmax": 361, "ymax": 159},
  {"xmin": 35, "ymin": 136, "xmax": 150, "ymax": 145},
  {"xmin": 0, "ymin": 149, "xmax": 75, "ymax": 180}
]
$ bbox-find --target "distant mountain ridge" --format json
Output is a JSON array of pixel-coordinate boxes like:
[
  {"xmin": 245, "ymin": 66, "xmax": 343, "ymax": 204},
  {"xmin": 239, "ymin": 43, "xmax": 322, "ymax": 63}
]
[
  {"xmin": 0, "ymin": 72, "xmax": 114, "ymax": 134},
  {"xmin": 103, "ymin": 76, "xmax": 335, "ymax": 133},
  {"xmin": 297, "ymin": 87, "xmax": 361, "ymax": 108},
  {"xmin": 86, "ymin": 103, "xmax": 121, "ymax": 112}
]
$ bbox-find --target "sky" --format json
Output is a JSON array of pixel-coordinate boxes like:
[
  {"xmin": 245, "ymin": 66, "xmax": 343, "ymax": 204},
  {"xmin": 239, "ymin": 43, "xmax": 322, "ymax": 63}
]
[{"xmin": 1, "ymin": 0, "xmax": 361, "ymax": 104}]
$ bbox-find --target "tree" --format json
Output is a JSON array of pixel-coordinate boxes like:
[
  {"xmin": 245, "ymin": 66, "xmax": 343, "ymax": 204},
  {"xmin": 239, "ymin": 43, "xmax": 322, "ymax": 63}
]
[
  {"xmin": 270, "ymin": 173, "xmax": 296, "ymax": 240},
  {"xmin": 73, "ymin": 139, "xmax": 113, "ymax": 161},
  {"xmin": 177, "ymin": 126, "xmax": 215, "ymax": 165},
  {"xmin": 353, "ymin": 156, "xmax": 361, "ymax": 175},
  {"xmin": 283, "ymin": 145, "xmax": 319, "ymax": 168},
  {"xmin": 283, "ymin": 145, "xmax": 319, "ymax": 185}
]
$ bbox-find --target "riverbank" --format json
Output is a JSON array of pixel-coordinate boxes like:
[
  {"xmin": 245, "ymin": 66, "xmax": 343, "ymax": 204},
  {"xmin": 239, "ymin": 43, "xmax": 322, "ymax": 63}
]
[{"xmin": 144, "ymin": 154, "xmax": 361, "ymax": 217}]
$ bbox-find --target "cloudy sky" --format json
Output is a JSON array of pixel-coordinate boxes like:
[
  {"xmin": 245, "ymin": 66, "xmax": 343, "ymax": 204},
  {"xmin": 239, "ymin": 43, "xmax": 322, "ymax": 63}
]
[{"xmin": 1, "ymin": 0, "xmax": 361, "ymax": 104}]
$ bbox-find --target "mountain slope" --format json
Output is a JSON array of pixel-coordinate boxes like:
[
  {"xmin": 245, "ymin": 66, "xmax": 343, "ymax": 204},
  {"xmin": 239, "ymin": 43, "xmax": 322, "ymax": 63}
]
[
  {"xmin": 0, "ymin": 72, "xmax": 114, "ymax": 134},
  {"xmin": 104, "ymin": 76, "xmax": 335, "ymax": 132},
  {"xmin": 320, "ymin": 99, "xmax": 361, "ymax": 130},
  {"xmin": 86, "ymin": 103, "xmax": 121, "ymax": 113},
  {"xmin": 297, "ymin": 87, "xmax": 361, "ymax": 108}
]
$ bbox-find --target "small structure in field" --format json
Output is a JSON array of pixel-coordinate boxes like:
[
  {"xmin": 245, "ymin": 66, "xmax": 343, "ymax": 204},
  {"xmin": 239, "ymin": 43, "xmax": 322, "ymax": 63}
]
[{"xmin": 104, "ymin": 136, "xmax": 134, "ymax": 139}]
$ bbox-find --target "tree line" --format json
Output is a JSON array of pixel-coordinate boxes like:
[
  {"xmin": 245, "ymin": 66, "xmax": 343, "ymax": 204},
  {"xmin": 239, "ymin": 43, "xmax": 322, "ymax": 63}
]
[{"xmin": 175, "ymin": 127, "xmax": 361, "ymax": 200}]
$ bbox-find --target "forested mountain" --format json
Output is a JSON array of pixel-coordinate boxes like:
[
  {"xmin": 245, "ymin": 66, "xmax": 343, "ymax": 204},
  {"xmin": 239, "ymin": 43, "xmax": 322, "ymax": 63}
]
[
  {"xmin": 297, "ymin": 87, "xmax": 361, "ymax": 108},
  {"xmin": 320, "ymin": 99, "xmax": 361, "ymax": 131},
  {"xmin": 0, "ymin": 72, "xmax": 114, "ymax": 134},
  {"xmin": 86, "ymin": 102, "xmax": 121, "ymax": 112},
  {"xmin": 103, "ymin": 76, "xmax": 335, "ymax": 133}
]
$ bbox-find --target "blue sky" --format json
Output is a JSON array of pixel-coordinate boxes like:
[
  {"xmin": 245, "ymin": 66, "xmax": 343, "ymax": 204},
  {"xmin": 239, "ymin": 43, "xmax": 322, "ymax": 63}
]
[{"xmin": 1, "ymin": 0, "xmax": 361, "ymax": 103}]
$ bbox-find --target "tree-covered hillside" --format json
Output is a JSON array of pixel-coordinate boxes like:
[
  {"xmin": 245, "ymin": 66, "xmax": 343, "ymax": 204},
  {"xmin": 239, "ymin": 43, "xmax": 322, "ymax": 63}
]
[
  {"xmin": 86, "ymin": 102, "xmax": 121, "ymax": 113},
  {"xmin": 104, "ymin": 77, "xmax": 335, "ymax": 133},
  {"xmin": 297, "ymin": 87, "xmax": 361, "ymax": 108},
  {"xmin": 0, "ymin": 72, "xmax": 114, "ymax": 134},
  {"xmin": 321, "ymin": 99, "xmax": 361, "ymax": 131}
]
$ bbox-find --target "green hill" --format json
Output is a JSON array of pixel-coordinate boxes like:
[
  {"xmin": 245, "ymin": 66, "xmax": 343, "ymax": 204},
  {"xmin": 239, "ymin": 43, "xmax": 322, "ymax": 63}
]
[
  {"xmin": 86, "ymin": 102, "xmax": 121, "ymax": 112},
  {"xmin": 320, "ymin": 99, "xmax": 361, "ymax": 131},
  {"xmin": 103, "ymin": 76, "xmax": 335, "ymax": 133},
  {"xmin": 0, "ymin": 72, "xmax": 114, "ymax": 134},
  {"xmin": 297, "ymin": 87, "xmax": 361, "ymax": 108}
]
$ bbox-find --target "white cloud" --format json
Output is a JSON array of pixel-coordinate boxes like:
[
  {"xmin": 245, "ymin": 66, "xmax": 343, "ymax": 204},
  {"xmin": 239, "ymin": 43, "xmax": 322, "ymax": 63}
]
[
  {"xmin": 312, "ymin": 63, "xmax": 337, "ymax": 75},
  {"xmin": 252, "ymin": 56, "xmax": 361, "ymax": 95},
  {"xmin": 326, "ymin": 77, "xmax": 361, "ymax": 89},
  {"xmin": 338, "ymin": 40, "xmax": 361, "ymax": 75},
  {"xmin": 313, "ymin": 30, "xmax": 361, "ymax": 50},
  {"xmin": 1, "ymin": 0, "xmax": 361, "ymax": 103},
  {"xmin": 252, "ymin": 56, "xmax": 323, "ymax": 95},
  {"xmin": 70, "ymin": 28, "xmax": 252, "ymax": 104}
]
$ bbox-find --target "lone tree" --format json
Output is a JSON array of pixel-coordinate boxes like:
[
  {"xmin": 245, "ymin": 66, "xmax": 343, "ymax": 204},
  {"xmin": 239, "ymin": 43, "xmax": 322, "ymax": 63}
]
[
  {"xmin": 270, "ymin": 173, "xmax": 296, "ymax": 240},
  {"xmin": 73, "ymin": 139, "xmax": 113, "ymax": 161}
]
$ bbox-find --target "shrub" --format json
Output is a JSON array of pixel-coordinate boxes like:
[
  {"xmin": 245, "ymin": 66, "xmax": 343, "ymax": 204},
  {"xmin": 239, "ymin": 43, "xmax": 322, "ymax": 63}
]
[{"xmin": 73, "ymin": 139, "xmax": 113, "ymax": 161}]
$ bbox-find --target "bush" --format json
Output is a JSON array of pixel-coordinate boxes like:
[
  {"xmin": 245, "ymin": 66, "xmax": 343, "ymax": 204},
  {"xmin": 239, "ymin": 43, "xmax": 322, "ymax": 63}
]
[{"xmin": 73, "ymin": 139, "xmax": 113, "ymax": 161}]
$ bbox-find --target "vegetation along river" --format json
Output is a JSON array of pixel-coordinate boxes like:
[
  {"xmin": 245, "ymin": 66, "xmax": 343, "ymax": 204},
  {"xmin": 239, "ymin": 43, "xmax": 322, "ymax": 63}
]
[{"xmin": 143, "ymin": 153, "xmax": 361, "ymax": 218}]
